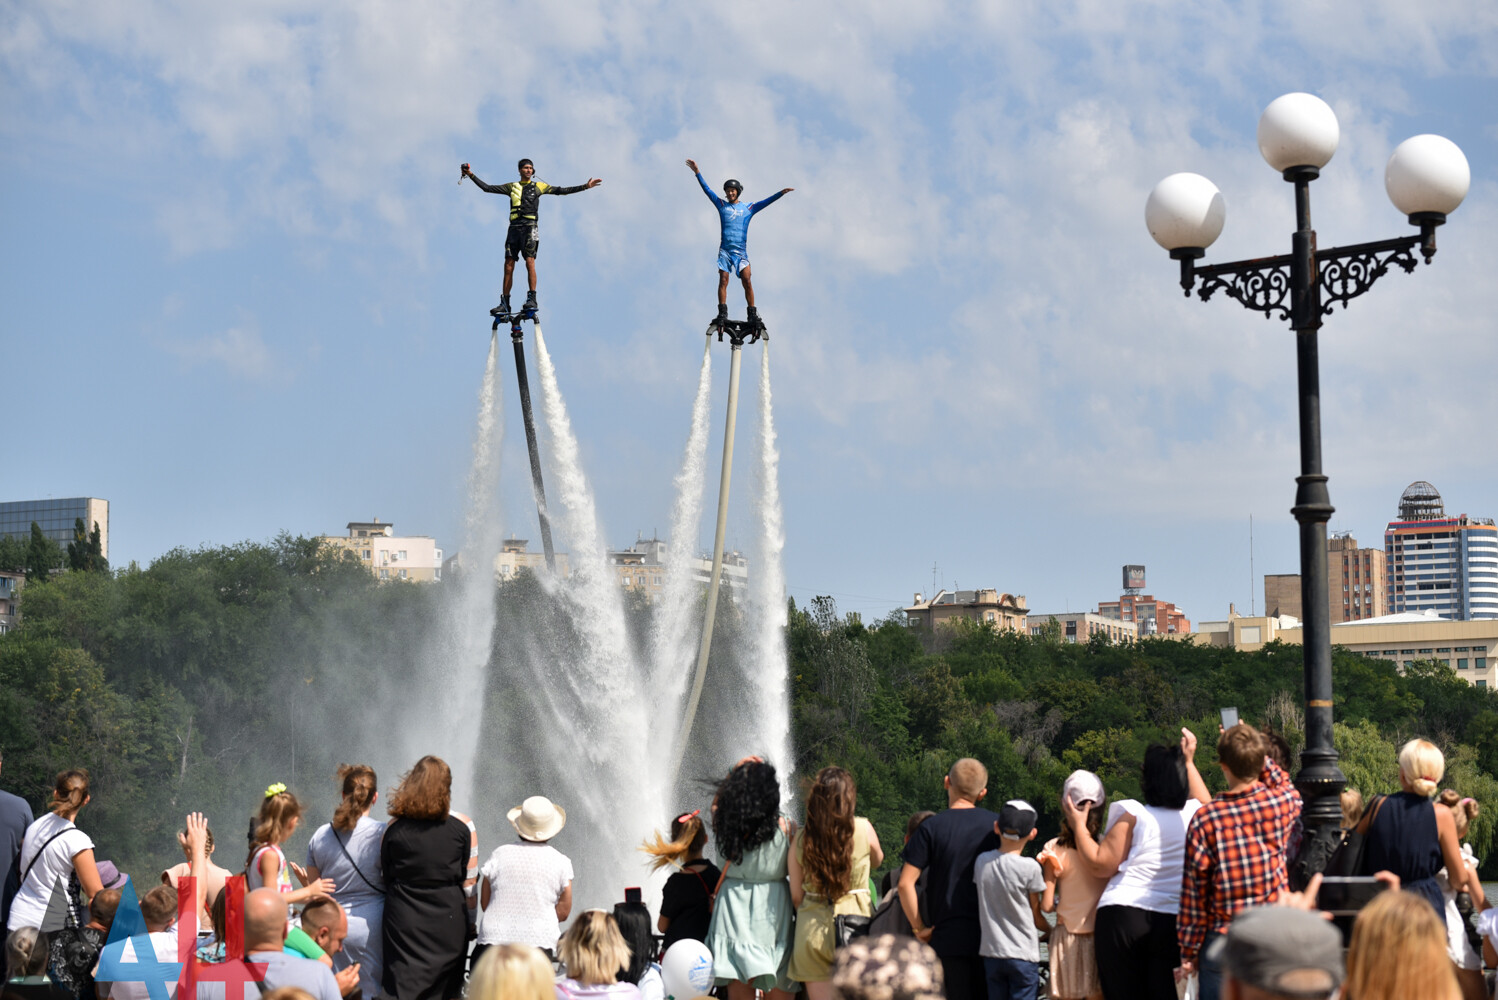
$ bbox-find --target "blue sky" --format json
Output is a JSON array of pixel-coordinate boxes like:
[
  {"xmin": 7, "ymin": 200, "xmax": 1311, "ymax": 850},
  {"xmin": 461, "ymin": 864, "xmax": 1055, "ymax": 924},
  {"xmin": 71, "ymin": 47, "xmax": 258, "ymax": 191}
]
[{"xmin": 4, "ymin": 1, "xmax": 1496, "ymax": 624}]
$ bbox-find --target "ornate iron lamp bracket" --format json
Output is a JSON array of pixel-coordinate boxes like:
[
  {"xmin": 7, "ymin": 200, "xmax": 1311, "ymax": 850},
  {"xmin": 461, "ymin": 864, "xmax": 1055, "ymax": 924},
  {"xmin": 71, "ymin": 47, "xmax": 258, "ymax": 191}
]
[{"xmin": 1184, "ymin": 233, "xmax": 1428, "ymax": 321}]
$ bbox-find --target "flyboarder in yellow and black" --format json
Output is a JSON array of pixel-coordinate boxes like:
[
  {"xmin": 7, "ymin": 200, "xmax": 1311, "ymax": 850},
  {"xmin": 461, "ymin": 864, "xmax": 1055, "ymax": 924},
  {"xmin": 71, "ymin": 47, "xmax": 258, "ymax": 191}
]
[{"xmin": 462, "ymin": 159, "xmax": 601, "ymax": 321}]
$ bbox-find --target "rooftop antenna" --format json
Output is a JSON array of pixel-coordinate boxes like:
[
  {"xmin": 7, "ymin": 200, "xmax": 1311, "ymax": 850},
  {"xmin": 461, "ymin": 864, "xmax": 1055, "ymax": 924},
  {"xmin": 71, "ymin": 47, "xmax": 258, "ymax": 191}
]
[
  {"xmin": 1250, "ymin": 514, "xmax": 1255, "ymax": 616},
  {"xmin": 932, "ymin": 562, "xmax": 938, "ymax": 598}
]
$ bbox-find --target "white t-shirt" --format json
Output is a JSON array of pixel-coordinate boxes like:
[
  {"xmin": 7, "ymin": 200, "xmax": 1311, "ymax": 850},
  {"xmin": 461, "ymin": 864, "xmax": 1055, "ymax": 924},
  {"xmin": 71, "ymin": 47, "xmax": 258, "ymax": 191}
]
[
  {"xmin": 7, "ymin": 812, "xmax": 94, "ymax": 931},
  {"xmin": 476, "ymin": 841, "xmax": 573, "ymax": 949},
  {"xmin": 1096, "ymin": 799, "xmax": 1202, "ymax": 915},
  {"xmin": 98, "ymin": 924, "xmax": 193, "ymax": 1000}
]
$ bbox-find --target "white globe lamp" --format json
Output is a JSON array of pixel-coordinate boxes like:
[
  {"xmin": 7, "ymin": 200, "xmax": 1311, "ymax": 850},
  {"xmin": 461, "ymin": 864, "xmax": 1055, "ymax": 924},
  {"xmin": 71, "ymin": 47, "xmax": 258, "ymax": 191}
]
[
  {"xmin": 1258, "ymin": 93, "xmax": 1339, "ymax": 175},
  {"xmin": 1145, "ymin": 172, "xmax": 1226, "ymax": 255},
  {"xmin": 1386, "ymin": 134, "xmax": 1469, "ymax": 222}
]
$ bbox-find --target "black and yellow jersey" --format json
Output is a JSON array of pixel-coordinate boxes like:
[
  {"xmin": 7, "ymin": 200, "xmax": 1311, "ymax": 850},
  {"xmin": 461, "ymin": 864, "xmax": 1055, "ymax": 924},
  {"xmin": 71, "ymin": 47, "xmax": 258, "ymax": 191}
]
[{"xmin": 467, "ymin": 172, "xmax": 590, "ymax": 225}]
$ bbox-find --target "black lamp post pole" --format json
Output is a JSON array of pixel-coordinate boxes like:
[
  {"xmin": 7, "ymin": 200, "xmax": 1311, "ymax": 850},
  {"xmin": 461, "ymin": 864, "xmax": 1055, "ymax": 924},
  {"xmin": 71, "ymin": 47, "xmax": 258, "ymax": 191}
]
[
  {"xmin": 1172, "ymin": 166, "xmax": 1445, "ymax": 884},
  {"xmin": 1285, "ymin": 168, "xmax": 1344, "ymax": 879}
]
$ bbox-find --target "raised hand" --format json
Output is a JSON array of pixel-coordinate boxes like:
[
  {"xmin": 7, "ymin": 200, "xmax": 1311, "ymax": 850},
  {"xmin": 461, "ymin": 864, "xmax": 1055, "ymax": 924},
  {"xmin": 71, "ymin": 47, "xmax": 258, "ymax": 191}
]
[
  {"xmin": 780, "ymin": 187, "xmax": 794, "ymax": 194},
  {"xmin": 685, "ymin": 158, "xmax": 699, "ymax": 173},
  {"xmin": 185, "ymin": 812, "xmax": 209, "ymax": 856},
  {"xmin": 1180, "ymin": 727, "xmax": 1199, "ymax": 759},
  {"xmin": 586, "ymin": 178, "xmax": 602, "ymax": 188}
]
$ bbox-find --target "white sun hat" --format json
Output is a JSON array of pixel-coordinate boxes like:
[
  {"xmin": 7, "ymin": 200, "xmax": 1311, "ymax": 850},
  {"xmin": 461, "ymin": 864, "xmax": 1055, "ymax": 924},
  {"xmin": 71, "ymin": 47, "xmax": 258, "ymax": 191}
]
[{"xmin": 508, "ymin": 795, "xmax": 567, "ymax": 842}]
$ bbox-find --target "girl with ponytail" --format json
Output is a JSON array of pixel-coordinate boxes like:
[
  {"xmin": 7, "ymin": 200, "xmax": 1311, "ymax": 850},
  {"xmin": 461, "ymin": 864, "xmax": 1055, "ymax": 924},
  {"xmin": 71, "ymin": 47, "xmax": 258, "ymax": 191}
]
[
  {"xmin": 642, "ymin": 810, "xmax": 721, "ymax": 951},
  {"xmin": 7, "ymin": 770, "xmax": 104, "ymax": 933},
  {"xmin": 305, "ymin": 765, "xmax": 387, "ymax": 999},
  {"xmin": 786, "ymin": 767, "xmax": 883, "ymax": 998},
  {"xmin": 1362, "ymin": 739, "xmax": 1469, "ymax": 926},
  {"xmin": 246, "ymin": 783, "xmax": 335, "ymax": 918}
]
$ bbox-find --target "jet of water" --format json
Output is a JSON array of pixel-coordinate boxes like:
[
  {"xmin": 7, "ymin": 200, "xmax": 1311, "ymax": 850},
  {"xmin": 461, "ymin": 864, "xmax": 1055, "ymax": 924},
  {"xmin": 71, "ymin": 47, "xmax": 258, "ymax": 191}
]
[{"xmin": 749, "ymin": 345, "xmax": 792, "ymax": 800}]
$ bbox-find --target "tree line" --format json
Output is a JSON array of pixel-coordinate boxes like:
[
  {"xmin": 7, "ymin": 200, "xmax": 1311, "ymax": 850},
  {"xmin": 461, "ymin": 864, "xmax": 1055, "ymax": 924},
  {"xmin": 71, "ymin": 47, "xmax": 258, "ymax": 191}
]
[{"xmin": 2, "ymin": 536, "xmax": 1495, "ymax": 882}]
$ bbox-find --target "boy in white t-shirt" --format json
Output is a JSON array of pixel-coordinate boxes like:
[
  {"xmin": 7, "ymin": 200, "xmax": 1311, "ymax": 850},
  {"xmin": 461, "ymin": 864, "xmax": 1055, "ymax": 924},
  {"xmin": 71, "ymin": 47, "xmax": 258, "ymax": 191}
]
[{"xmin": 974, "ymin": 800, "xmax": 1049, "ymax": 1000}]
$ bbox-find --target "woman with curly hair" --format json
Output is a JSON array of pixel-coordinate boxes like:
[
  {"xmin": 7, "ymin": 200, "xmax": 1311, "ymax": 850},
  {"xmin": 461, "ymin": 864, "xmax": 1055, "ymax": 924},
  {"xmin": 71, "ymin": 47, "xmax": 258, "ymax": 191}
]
[
  {"xmin": 380, "ymin": 756, "xmax": 477, "ymax": 1000},
  {"xmin": 703, "ymin": 756, "xmax": 798, "ymax": 1000},
  {"xmin": 1344, "ymin": 889, "xmax": 1460, "ymax": 1000},
  {"xmin": 788, "ymin": 767, "xmax": 883, "ymax": 998}
]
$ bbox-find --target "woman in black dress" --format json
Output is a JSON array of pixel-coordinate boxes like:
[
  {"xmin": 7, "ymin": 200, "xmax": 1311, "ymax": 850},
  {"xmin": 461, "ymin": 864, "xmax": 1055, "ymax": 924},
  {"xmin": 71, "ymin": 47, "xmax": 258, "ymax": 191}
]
[
  {"xmin": 642, "ymin": 809, "xmax": 721, "ymax": 951},
  {"xmin": 381, "ymin": 755, "xmax": 477, "ymax": 1000}
]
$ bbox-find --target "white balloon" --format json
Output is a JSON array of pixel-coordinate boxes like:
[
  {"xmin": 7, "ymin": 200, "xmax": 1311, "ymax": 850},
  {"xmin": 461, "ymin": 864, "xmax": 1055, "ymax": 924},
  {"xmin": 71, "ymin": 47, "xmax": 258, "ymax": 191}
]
[{"xmin": 660, "ymin": 939, "xmax": 715, "ymax": 1000}]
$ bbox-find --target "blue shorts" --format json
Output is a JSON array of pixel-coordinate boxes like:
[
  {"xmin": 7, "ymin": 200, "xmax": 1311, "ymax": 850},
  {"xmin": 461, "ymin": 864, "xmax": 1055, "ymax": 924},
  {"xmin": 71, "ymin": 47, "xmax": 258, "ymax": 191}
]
[{"xmin": 717, "ymin": 248, "xmax": 750, "ymax": 276}]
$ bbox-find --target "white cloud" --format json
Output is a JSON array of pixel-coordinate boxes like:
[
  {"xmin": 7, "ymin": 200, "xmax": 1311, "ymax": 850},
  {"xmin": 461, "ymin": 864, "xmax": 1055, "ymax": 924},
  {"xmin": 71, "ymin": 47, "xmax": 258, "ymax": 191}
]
[{"xmin": 160, "ymin": 323, "xmax": 280, "ymax": 382}]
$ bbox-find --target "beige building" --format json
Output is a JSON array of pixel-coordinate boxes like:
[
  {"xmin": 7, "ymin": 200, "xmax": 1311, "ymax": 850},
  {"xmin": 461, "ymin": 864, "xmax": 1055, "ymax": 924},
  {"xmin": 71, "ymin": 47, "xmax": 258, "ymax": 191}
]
[
  {"xmin": 489, "ymin": 537, "xmax": 572, "ymax": 581},
  {"xmin": 1028, "ymin": 611, "xmax": 1137, "ymax": 644},
  {"xmin": 1188, "ymin": 607, "xmax": 1497, "ymax": 689},
  {"xmin": 1189, "ymin": 605, "xmax": 1302, "ymax": 652},
  {"xmin": 319, "ymin": 520, "xmax": 444, "ymax": 582},
  {"xmin": 905, "ymin": 589, "xmax": 1028, "ymax": 632},
  {"xmin": 609, "ymin": 536, "xmax": 748, "ymax": 602}
]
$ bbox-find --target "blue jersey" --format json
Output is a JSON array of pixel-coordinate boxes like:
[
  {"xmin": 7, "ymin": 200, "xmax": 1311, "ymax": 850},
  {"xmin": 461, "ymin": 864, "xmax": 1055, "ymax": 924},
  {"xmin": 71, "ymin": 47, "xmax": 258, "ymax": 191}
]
[{"xmin": 696, "ymin": 172, "xmax": 786, "ymax": 256}]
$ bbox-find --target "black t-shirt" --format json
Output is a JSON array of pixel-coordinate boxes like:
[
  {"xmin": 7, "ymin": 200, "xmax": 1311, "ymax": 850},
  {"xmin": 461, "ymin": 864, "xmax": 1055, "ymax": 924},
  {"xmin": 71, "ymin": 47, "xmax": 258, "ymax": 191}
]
[
  {"xmin": 900, "ymin": 807, "xmax": 1000, "ymax": 957},
  {"xmin": 659, "ymin": 861, "xmax": 721, "ymax": 951}
]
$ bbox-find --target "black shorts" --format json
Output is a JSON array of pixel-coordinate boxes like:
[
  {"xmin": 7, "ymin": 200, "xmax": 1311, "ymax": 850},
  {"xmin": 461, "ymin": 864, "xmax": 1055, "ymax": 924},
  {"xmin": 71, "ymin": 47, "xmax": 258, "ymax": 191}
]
[{"xmin": 505, "ymin": 223, "xmax": 539, "ymax": 261}]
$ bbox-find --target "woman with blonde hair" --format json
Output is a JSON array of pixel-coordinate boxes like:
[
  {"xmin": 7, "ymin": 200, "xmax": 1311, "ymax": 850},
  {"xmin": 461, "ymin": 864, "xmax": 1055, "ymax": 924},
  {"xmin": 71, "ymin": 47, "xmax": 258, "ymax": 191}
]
[
  {"xmin": 641, "ymin": 809, "xmax": 719, "ymax": 951},
  {"xmin": 7, "ymin": 771, "xmax": 104, "ymax": 933},
  {"xmin": 1434, "ymin": 790, "xmax": 1487, "ymax": 1000},
  {"xmin": 380, "ymin": 756, "xmax": 477, "ymax": 1000},
  {"xmin": 1344, "ymin": 889, "xmax": 1460, "ymax": 1000},
  {"xmin": 303, "ymin": 765, "xmax": 386, "ymax": 998},
  {"xmin": 1361, "ymin": 739, "xmax": 1467, "ymax": 921},
  {"xmin": 788, "ymin": 766, "xmax": 884, "ymax": 1000},
  {"xmin": 556, "ymin": 910, "xmax": 641, "ymax": 999},
  {"xmin": 467, "ymin": 943, "xmax": 555, "ymax": 1000}
]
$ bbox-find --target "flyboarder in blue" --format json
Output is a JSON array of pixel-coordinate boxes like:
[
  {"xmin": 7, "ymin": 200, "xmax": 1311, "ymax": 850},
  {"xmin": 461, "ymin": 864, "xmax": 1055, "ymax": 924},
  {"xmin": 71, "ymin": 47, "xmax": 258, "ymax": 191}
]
[{"xmin": 686, "ymin": 159, "xmax": 792, "ymax": 334}]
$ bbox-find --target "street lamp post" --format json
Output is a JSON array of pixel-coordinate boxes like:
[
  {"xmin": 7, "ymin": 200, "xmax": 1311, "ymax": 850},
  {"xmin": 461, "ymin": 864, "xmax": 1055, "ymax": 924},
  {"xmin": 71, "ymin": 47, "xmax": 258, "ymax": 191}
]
[{"xmin": 1146, "ymin": 93, "xmax": 1470, "ymax": 885}]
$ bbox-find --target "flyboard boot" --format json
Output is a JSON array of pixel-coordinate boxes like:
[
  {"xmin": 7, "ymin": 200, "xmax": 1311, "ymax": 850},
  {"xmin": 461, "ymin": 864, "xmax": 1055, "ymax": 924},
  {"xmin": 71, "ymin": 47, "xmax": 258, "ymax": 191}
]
[
  {"xmin": 490, "ymin": 295, "xmax": 512, "ymax": 321},
  {"xmin": 519, "ymin": 290, "xmax": 539, "ymax": 322},
  {"xmin": 746, "ymin": 305, "xmax": 767, "ymax": 342},
  {"xmin": 708, "ymin": 303, "xmax": 728, "ymax": 336}
]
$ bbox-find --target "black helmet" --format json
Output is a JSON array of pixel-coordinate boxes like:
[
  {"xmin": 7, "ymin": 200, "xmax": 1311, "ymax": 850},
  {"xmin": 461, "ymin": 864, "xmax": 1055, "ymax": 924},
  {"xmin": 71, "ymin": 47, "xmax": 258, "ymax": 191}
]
[
  {"xmin": 518, "ymin": 158, "xmax": 534, "ymax": 171},
  {"xmin": 723, "ymin": 178, "xmax": 743, "ymax": 194}
]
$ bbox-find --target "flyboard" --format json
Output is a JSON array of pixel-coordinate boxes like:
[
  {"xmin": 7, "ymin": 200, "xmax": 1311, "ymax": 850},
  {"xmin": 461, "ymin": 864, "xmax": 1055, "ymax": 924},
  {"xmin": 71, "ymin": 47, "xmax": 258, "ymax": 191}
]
[
  {"xmin": 669, "ymin": 309, "xmax": 770, "ymax": 789},
  {"xmin": 493, "ymin": 301, "xmax": 557, "ymax": 572}
]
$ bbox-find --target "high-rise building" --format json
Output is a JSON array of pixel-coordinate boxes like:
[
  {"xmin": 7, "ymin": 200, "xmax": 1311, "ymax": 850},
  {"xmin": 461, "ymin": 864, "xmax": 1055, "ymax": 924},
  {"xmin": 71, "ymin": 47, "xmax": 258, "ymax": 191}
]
[
  {"xmin": 318, "ymin": 520, "xmax": 444, "ymax": 582},
  {"xmin": 1329, "ymin": 533, "xmax": 1389, "ymax": 623},
  {"xmin": 1385, "ymin": 482, "xmax": 1498, "ymax": 620},
  {"xmin": 0, "ymin": 498, "xmax": 110, "ymax": 559}
]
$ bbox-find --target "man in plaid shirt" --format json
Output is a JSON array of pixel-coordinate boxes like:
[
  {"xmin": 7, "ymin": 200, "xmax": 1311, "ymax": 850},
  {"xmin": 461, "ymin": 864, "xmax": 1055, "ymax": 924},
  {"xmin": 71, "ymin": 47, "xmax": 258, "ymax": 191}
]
[{"xmin": 1178, "ymin": 722, "xmax": 1302, "ymax": 1000}]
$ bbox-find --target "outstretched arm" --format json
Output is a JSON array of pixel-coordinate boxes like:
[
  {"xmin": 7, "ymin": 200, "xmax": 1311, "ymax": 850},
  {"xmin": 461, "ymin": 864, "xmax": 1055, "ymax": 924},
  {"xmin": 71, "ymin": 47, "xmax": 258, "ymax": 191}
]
[
  {"xmin": 688, "ymin": 160, "xmax": 724, "ymax": 207},
  {"xmin": 462, "ymin": 166, "xmax": 508, "ymax": 195},
  {"xmin": 750, "ymin": 187, "xmax": 793, "ymax": 213},
  {"xmin": 544, "ymin": 178, "xmax": 603, "ymax": 195}
]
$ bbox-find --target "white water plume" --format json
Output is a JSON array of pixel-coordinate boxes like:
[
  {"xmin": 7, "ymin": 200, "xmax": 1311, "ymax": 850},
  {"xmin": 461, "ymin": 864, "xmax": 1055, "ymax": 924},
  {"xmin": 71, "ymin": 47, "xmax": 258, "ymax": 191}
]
[
  {"xmin": 749, "ymin": 345, "xmax": 793, "ymax": 798},
  {"xmin": 648, "ymin": 342, "xmax": 714, "ymax": 706},
  {"xmin": 523, "ymin": 327, "xmax": 670, "ymax": 903},
  {"xmin": 419, "ymin": 331, "xmax": 505, "ymax": 796}
]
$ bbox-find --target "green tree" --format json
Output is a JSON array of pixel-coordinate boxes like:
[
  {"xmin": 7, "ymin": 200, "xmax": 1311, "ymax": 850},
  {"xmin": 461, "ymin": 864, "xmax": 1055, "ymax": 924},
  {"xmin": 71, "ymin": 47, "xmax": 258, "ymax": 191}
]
[
  {"xmin": 67, "ymin": 518, "xmax": 109, "ymax": 574},
  {"xmin": 0, "ymin": 534, "xmax": 25, "ymax": 572},
  {"xmin": 25, "ymin": 523, "xmax": 62, "ymax": 583}
]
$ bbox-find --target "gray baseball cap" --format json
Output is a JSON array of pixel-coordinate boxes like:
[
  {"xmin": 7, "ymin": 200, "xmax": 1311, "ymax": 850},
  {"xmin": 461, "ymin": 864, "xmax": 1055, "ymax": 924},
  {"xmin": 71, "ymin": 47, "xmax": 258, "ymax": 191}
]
[{"xmin": 1205, "ymin": 905, "xmax": 1343, "ymax": 999}]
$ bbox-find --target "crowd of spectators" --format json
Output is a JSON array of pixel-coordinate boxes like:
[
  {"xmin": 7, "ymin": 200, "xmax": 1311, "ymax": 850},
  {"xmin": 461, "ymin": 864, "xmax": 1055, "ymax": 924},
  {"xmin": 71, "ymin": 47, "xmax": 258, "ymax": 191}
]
[{"xmin": 1, "ymin": 728, "xmax": 1495, "ymax": 1000}]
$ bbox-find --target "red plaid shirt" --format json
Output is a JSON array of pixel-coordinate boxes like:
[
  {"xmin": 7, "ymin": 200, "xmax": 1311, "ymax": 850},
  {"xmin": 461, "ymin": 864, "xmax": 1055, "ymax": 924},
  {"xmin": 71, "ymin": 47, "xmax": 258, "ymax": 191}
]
[{"xmin": 1177, "ymin": 758, "xmax": 1302, "ymax": 963}]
